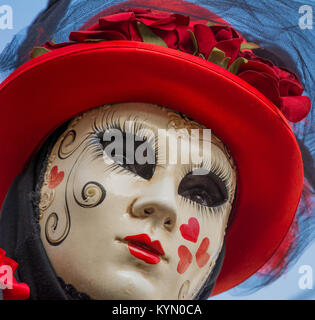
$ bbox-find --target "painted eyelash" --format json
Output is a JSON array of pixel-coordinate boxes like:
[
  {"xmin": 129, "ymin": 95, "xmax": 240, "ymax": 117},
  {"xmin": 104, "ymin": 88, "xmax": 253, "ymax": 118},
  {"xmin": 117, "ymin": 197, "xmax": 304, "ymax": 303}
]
[
  {"xmin": 178, "ymin": 195, "xmax": 230, "ymax": 218},
  {"xmin": 177, "ymin": 148, "xmax": 234, "ymax": 215},
  {"xmin": 86, "ymin": 110, "xmax": 160, "ymax": 177},
  {"xmin": 102, "ymin": 161, "xmax": 141, "ymax": 179}
]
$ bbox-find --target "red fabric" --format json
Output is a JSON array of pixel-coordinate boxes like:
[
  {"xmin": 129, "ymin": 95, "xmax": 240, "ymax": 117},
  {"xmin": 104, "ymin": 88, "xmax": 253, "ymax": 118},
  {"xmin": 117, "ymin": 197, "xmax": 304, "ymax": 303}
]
[
  {"xmin": 0, "ymin": 41, "xmax": 304, "ymax": 295},
  {"xmin": 0, "ymin": 248, "xmax": 30, "ymax": 300}
]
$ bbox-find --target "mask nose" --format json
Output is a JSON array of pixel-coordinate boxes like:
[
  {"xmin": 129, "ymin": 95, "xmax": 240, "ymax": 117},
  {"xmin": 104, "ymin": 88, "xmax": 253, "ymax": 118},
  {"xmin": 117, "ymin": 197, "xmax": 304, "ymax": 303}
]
[{"xmin": 129, "ymin": 176, "xmax": 178, "ymax": 232}]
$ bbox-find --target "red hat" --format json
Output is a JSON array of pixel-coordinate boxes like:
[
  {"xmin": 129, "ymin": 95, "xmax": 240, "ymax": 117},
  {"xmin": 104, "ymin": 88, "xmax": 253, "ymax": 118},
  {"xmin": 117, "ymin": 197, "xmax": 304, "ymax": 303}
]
[{"xmin": 0, "ymin": 0, "xmax": 311, "ymax": 296}]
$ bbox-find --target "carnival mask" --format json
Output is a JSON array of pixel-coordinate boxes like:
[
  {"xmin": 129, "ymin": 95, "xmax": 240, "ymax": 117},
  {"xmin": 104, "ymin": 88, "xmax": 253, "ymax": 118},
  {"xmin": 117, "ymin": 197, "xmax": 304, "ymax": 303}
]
[{"xmin": 38, "ymin": 102, "xmax": 236, "ymax": 299}]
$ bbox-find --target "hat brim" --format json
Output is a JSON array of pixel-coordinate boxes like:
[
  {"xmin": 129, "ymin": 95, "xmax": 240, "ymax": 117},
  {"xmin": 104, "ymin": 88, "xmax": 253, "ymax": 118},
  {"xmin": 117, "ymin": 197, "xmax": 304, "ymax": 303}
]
[{"xmin": 0, "ymin": 41, "xmax": 303, "ymax": 296}]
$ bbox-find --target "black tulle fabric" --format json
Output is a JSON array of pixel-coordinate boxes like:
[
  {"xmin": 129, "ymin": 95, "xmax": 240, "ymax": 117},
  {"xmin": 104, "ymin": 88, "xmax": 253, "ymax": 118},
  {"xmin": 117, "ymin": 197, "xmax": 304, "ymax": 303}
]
[{"xmin": 0, "ymin": 0, "xmax": 314, "ymax": 297}]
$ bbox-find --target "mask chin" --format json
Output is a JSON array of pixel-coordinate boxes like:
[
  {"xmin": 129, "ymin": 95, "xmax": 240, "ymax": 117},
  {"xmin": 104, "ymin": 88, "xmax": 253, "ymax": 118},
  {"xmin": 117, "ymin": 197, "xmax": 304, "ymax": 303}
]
[{"xmin": 193, "ymin": 241, "xmax": 226, "ymax": 300}]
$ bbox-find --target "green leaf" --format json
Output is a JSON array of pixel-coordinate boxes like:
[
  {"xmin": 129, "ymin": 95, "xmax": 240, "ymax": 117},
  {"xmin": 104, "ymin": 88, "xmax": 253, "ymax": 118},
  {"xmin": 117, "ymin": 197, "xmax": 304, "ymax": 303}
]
[
  {"xmin": 187, "ymin": 30, "xmax": 199, "ymax": 55},
  {"xmin": 207, "ymin": 47, "xmax": 247, "ymax": 73},
  {"xmin": 228, "ymin": 57, "xmax": 248, "ymax": 74},
  {"xmin": 240, "ymin": 42, "xmax": 260, "ymax": 51},
  {"xmin": 198, "ymin": 53, "xmax": 206, "ymax": 59},
  {"xmin": 84, "ymin": 39, "xmax": 105, "ymax": 42},
  {"xmin": 208, "ymin": 47, "xmax": 231, "ymax": 68},
  {"xmin": 221, "ymin": 57, "xmax": 231, "ymax": 69},
  {"xmin": 208, "ymin": 47, "xmax": 225, "ymax": 62},
  {"xmin": 206, "ymin": 21, "xmax": 216, "ymax": 27},
  {"xmin": 30, "ymin": 46, "xmax": 51, "ymax": 59},
  {"xmin": 136, "ymin": 21, "xmax": 167, "ymax": 47}
]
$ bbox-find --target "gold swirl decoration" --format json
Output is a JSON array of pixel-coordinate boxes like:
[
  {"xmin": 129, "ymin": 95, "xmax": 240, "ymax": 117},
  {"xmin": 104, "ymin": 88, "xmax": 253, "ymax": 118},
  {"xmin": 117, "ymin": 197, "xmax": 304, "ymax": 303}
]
[
  {"xmin": 73, "ymin": 181, "xmax": 106, "ymax": 208},
  {"xmin": 178, "ymin": 280, "xmax": 191, "ymax": 300},
  {"xmin": 166, "ymin": 110, "xmax": 205, "ymax": 131},
  {"xmin": 58, "ymin": 129, "xmax": 78, "ymax": 159},
  {"xmin": 39, "ymin": 155, "xmax": 57, "ymax": 219},
  {"xmin": 39, "ymin": 187, "xmax": 55, "ymax": 216},
  {"xmin": 45, "ymin": 208, "xmax": 70, "ymax": 246}
]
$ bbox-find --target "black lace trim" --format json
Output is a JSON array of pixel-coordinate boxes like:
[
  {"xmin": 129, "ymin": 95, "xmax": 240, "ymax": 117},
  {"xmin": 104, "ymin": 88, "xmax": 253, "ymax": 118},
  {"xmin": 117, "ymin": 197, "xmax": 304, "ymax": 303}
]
[{"xmin": 57, "ymin": 276, "xmax": 92, "ymax": 300}]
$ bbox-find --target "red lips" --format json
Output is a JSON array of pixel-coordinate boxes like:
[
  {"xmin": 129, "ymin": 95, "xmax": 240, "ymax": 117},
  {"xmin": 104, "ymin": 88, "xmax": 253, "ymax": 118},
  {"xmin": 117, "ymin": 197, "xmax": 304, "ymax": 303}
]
[{"xmin": 124, "ymin": 234, "xmax": 165, "ymax": 264}]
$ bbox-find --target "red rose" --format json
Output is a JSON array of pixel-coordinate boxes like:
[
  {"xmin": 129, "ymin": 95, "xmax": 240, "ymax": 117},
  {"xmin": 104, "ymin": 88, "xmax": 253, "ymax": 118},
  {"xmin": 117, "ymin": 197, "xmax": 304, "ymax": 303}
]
[
  {"xmin": 238, "ymin": 53, "xmax": 310, "ymax": 122},
  {"xmin": 69, "ymin": 8, "xmax": 191, "ymax": 50}
]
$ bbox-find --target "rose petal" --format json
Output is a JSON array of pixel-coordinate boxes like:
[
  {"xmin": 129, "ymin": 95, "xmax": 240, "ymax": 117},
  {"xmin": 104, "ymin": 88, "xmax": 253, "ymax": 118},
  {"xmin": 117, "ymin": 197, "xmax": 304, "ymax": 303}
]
[
  {"xmin": 280, "ymin": 96, "xmax": 311, "ymax": 122},
  {"xmin": 173, "ymin": 13, "xmax": 190, "ymax": 26},
  {"xmin": 211, "ymin": 26, "xmax": 238, "ymax": 41},
  {"xmin": 239, "ymin": 60, "xmax": 279, "ymax": 79},
  {"xmin": 274, "ymin": 66, "xmax": 298, "ymax": 80},
  {"xmin": 215, "ymin": 38, "xmax": 242, "ymax": 64},
  {"xmin": 240, "ymin": 51, "xmax": 274, "ymax": 67},
  {"xmin": 139, "ymin": 16, "xmax": 176, "ymax": 30},
  {"xmin": 129, "ymin": 21, "xmax": 142, "ymax": 42},
  {"xmin": 99, "ymin": 11, "xmax": 135, "ymax": 24},
  {"xmin": 193, "ymin": 24, "xmax": 216, "ymax": 57},
  {"xmin": 279, "ymin": 78, "xmax": 304, "ymax": 96},
  {"xmin": 154, "ymin": 29, "xmax": 178, "ymax": 48},
  {"xmin": 126, "ymin": 8, "xmax": 150, "ymax": 14},
  {"xmin": 69, "ymin": 30, "xmax": 127, "ymax": 42},
  {"xmin": 136, "ymin": 12, "xmax": 172, "ymax": 21},
  {"xmin": 178, "ymin": 26, "xmax": 195, "ymax": 53}
]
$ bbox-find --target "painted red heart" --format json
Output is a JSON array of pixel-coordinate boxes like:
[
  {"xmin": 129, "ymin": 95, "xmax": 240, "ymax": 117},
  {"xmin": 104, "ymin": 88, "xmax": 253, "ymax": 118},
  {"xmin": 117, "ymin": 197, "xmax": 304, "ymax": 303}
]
[
  {"xmin": 177, "ymin": 245, "xmax": 193, "ymax": 274},
  {"xmin": 195, "ymin": 237, "xmax": 210, "ymax": 268},
  {"xmin": 179, "ymin": 217, "xmax": 200, "ymax": 243},
  {"xmin": 48, "ymin": 166, "xmax": 64, "ymax": 189}
]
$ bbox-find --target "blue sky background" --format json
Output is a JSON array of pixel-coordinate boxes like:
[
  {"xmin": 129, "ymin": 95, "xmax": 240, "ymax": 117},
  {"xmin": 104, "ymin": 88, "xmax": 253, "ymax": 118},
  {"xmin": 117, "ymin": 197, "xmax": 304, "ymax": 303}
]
[{"xmin": 0, "ymin": 0, "xmax": 314, "ymax": 300}]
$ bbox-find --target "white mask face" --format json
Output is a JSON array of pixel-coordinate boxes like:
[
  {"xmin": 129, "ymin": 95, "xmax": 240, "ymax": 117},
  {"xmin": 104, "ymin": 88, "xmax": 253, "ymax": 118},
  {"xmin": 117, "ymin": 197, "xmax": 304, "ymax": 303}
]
[{"xmin": 39, "ymin": 102, "xmax": 236, "ymax": 300}]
